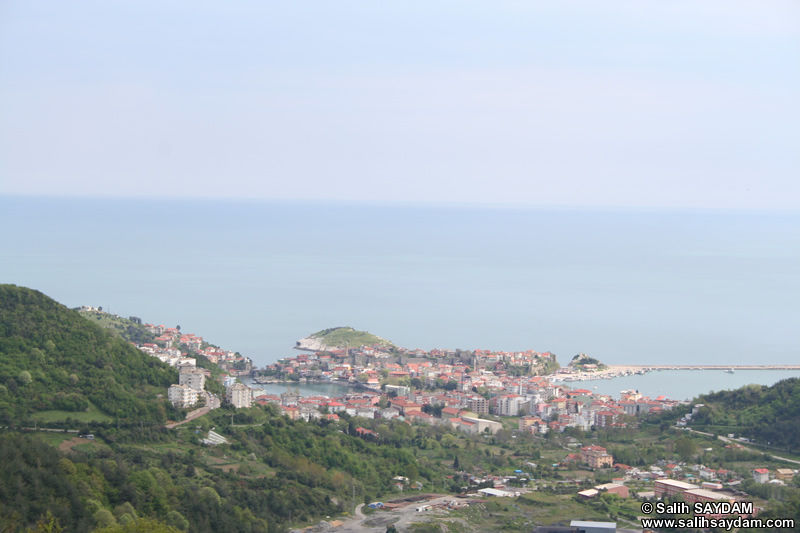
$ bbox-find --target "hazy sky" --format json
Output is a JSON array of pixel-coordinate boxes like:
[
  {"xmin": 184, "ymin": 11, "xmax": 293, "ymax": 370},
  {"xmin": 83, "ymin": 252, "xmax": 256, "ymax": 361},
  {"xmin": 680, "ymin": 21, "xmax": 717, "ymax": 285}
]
[{"xmin": 1, "ymin": 1, "xmax": 798, "ymax": 209}]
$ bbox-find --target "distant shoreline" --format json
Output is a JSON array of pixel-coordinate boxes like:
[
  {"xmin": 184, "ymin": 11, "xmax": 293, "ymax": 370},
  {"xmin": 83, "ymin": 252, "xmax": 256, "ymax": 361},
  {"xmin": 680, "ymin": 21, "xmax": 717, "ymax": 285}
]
[{"xmin": 554, "ymin": 364, "xmax": 800, "ymax": 383}]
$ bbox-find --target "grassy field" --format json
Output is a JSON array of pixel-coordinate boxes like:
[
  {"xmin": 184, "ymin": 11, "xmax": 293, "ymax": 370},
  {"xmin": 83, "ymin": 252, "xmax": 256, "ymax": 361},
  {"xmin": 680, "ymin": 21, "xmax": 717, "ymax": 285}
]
[{"xmin": 31, "ymin": 431, "xmax": 77, "ymax": 447}]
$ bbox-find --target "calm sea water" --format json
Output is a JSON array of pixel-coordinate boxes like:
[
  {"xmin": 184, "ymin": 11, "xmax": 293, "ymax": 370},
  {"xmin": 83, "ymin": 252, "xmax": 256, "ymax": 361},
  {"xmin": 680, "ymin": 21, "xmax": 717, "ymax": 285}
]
[
  {"xmin": 240, "ymin": 378, "xmax": 354, "ymax": 399},
  {"xmin": 564, "ymin": 370, "xmax": 800, "ymax": 401},
  {"xmin": 1, "ymin": 197, "xmax": 798, "ymax": 387}
]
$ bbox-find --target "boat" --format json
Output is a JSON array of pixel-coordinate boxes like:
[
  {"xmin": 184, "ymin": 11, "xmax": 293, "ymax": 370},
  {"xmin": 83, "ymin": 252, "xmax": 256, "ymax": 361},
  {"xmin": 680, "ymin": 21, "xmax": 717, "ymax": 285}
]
[{"xmin": 725, "ymin": 368, "xmax": 735, "ymax": 374}]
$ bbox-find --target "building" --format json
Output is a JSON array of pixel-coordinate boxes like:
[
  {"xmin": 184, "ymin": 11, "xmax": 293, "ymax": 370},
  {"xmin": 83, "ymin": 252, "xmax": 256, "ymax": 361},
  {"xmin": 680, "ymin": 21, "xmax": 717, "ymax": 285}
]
[
  {"xmin": 226, "ymin": 382, "xmax": 252, "ymax": 408},
  {"xmin": 467, "ymin": 396, "xmax": 489, "ymax": 415},
  {"xmin": 776, "ymin": 469, "xmax": 794, "ymax": 482},
  {"xmin": 201, "ymin": 430, "xmax": 229, "ymax": 446},
  {"xmin": 441, "ymin": 407, "xmax": 463, "ymax": 419},
  {"xmin": 385, "ymin": 384, "xmax": 410, "ymax": 397},
  {"xmin": 280, "ymin": 390, "xmax": 301, "ymax": 406},
  {"xmin": 496, "ymin": 394, "xmax": 525, "ymax": 416},
  {"xmin": 580, "ymin": 445, "xmax": 614, "ymax": 469},
  {"xmin": 578, "ymin": 483, "xmax": 629, "ymax": 500},
  {"xmin": 179, "ymin": 367, "xmax": 206, "ymax": 391},
  {"xmin": 448, "ymin": 415, "xmax": 503, "ymax": 435},
  {"xmin": 168, "ymin": 384, "xmax": 199, "ymax": 408},
  {"xmin": 569, "ymin": 520, "xmax": 617, "ymax": 533},
  {"xmin": 477, "ymin": 488, "xmax": 518, "ymax": 498},
  {"xmin": 654, "ymin": 479, "xmax": 699, "ymax": 499},
  {"xmin": 752, "ymin": 468, "xmax": 770, "ymax": 484},
  {"xmin": 682, "ymin": 488, "xmax": 734, "ymax": 507},
  {"xmin": 594, "ymin": 483, "xmax": 629, "ymax": 498}
]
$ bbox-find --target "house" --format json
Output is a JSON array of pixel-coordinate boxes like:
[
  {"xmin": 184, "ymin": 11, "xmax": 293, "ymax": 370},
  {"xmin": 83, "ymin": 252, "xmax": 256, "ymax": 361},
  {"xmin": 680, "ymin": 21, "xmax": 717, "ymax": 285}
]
[
  {"xmin": 776, "ymin": 469, "xmax": 794, "ymax": 481},
  {"xmin": 580, "ymin": 445, "xmax": 613, "ymax": 469},
  {"xmin": 281, "ymin": 406, "xmax": 300, "ymax": 419},
  {"xmin": 752, "ymin": 468, "xmax": 770, "ymax": 484},
  {"xmin": 389, "ymin": 398, "xmax": 422, "ymax": 415},
  {"xmin": 441, "ymin": 407, "xmax": 463, "ymax": 419}
]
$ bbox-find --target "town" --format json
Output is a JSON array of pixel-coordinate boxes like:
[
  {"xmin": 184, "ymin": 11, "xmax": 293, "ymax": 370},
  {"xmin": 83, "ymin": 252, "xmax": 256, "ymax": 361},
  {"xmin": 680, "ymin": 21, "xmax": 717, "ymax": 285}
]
[
  {"xmin": 67, "ymin": 306, "xmax": 800, "ymax": 530},
  {"xmin": 130, "ymin": 325, "xmax": 796, "ymax": 500},
  {"xmin": 123, "ymin": 319, "xmax": 682, "ymax": 433}
]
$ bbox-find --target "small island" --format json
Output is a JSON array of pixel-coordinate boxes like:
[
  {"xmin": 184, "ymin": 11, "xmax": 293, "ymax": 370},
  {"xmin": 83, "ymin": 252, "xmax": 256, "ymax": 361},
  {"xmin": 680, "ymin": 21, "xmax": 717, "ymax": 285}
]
[{"xmin": 295, "ymin": 326, "xmax": 396, "ymax": 352}]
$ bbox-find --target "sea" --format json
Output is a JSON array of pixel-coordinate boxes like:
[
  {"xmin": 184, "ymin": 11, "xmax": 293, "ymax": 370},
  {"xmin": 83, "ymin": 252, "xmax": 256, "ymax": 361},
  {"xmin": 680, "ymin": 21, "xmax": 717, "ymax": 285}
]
[{"xmin": 2, "ymin": 196, "xmax": 798, "ymax": 400}]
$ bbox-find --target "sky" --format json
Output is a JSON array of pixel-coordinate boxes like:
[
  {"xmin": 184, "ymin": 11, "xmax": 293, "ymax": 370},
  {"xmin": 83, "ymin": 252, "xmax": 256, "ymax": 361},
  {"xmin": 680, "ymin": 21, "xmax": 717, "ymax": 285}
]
[{"xmin": 1, "ymin": 1, "xmax": 799, "ymax": 209}]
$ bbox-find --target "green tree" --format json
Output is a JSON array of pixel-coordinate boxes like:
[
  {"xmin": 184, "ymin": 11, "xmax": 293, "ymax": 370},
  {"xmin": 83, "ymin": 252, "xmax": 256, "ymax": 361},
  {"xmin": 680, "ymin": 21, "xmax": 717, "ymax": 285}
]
[
  {"xmin": 94, "ymin": 509, "xmax": 117, "ymax": 529},
  {"xmin": 165, "ymin": 511, "xmax": 189, "ymax": 532},
  {"xmin": 675, "ymin": 437, "xmax": 697, "ymax": 462},
  {"xmin": 27, "ymin": 511, "xmax": 65, "ymax": 533}
]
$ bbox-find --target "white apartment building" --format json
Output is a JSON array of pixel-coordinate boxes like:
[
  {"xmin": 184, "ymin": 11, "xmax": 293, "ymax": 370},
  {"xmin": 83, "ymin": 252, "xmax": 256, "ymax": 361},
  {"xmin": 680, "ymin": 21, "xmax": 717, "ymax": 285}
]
[
  {"xmin": 168, "ymin": 384, "xmax": 199, "ymax": 408},
  {"xmin": 496, "ymin": 394, "xmax": 525, "ymax": 416},
  {"xmin": 226, "ymin": 382, "xmax": 252, "ymax": 409}
]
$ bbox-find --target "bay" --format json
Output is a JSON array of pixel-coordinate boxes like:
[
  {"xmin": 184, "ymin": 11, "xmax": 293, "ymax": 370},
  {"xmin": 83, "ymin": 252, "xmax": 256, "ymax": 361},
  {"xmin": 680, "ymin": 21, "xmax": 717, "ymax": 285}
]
[{"xmin": 240, "ymin": 377, "xmax": 354, "ymax": 399}]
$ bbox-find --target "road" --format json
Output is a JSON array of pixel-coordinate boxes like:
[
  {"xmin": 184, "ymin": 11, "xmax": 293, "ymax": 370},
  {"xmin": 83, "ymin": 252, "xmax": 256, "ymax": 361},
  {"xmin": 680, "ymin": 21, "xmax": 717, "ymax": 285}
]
[
  {"xmin": 715, "ymin": 434, "xmax": 800, "ymax": 465},
  {"xmin": 166, "ymin": 392, "xmax": 220, "ymax": 429},
  {"xmin": 295, "ymin": 496, "xmax": 458, "ymax": 533},
  {"xmin": 166, "ymin": 406, "xmax": 210, "ymax": 429},
  {"xmin": 683, "ymin": 428, "xmax": 800, "ymax": 465}
]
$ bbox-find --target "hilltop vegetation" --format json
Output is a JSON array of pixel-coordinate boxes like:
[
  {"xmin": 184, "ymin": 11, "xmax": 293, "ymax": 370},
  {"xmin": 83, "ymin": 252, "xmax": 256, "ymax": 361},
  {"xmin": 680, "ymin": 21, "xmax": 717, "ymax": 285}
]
[
  {"xmin": 0, "ymin": 285, "xmax": 178, "ymax": 425},
  {"xmin": 568, "ymin": 353, "xmax": 606, "ymax": 370},
  {"xmin": 689, "ymin": 378, "xmax": 800, "ymax": 453},
  {"xmin": 303, "ymin": 326, "xmax": 396, "ymax": 350},
  {"xmin": 77, "ymin": 309, "xmax": 156, "ymax": 346}
]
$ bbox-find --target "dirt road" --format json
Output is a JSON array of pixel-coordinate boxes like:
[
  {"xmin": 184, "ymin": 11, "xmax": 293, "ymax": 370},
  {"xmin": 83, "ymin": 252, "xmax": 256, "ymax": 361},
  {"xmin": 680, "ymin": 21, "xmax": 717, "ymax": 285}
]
[
  {"xmin": 296, "ymin": 496, "xmax": 458, "ymax": 533},
  {"xmin": 166, "ymin": 406, "xmax": 210, "ymax": 429}
]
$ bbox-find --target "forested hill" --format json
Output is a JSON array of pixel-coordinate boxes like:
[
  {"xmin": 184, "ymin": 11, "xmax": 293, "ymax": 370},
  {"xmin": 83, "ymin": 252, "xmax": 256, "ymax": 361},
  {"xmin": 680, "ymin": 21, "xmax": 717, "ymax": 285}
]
[
  {"xmin": 0, "ymin": 285, "xmax": 178, "ymax": 424},
  {"xmin": 690, "ymin": 377, "xmax": 800, "ymax": 452}
]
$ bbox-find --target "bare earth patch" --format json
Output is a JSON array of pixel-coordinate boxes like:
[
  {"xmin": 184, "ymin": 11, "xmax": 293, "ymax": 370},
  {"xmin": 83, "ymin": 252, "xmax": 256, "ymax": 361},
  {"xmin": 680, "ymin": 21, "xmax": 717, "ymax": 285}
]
[{"xmin": 58, "ymin": 436, "xmax": 90, "ymax": 453}]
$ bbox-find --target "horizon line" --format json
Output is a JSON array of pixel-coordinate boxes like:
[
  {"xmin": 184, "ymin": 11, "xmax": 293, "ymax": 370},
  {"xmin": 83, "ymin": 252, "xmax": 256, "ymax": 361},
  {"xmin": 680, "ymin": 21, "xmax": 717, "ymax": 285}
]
[{"xmin": 2, "ymin": 193, "xmax": 799, "ymax": 214}]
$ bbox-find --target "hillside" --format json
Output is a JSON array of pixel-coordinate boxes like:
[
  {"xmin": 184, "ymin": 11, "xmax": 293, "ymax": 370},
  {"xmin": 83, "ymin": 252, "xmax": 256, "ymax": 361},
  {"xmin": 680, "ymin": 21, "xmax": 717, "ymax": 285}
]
[
  {"xmin": 295, "ymin": 326, "xmax": 395, "ymax": 351},
  {"xmin": 0, "ymin": 285, "xmax": 178, "ymax": 424},
  {"xmin": 687, "ymin": 377, "xmax": 800, "ymax": 453},
  {"xmin": 77, "ymin": 308, "xmax": 156, "ymax": 345},
  {"xmin": 567, "ymin": 352, "xmax": 606, "ymax": 370}
]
